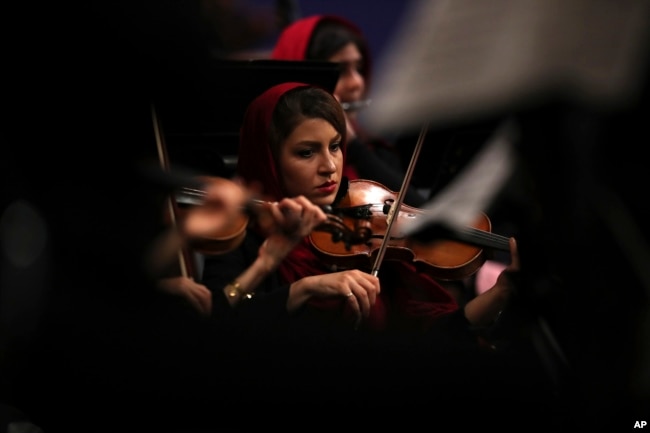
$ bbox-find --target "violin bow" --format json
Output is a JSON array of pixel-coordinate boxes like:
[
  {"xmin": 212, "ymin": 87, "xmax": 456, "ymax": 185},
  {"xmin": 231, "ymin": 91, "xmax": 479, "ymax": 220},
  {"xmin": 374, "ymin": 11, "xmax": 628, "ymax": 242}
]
[
  {"xmin": 151, "ymin": 103, "xmax": 194, "ymax": 279},
  {"xmin": 370, "ymin": 122, "xmax": 429, "ymax": 277}
]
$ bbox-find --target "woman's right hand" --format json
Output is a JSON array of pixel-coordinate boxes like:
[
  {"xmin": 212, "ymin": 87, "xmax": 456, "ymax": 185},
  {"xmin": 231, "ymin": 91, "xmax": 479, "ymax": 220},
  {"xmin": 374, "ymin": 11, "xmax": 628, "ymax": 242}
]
[{"xmin": 287, "ymin": 270, "xmax": 380, "ymax": 322}]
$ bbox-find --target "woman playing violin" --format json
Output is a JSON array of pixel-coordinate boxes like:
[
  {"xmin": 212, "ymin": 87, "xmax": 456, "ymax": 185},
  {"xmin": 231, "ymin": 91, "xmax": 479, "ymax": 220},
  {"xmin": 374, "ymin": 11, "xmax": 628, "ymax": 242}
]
[{"xmin": 200, "ymin": 82, "xmax": 519, "ymax": 340}]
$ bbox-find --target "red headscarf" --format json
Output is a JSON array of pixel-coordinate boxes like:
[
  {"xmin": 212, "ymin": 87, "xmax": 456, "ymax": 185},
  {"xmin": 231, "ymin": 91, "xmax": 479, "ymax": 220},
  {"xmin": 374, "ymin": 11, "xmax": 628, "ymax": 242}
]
[
  {"xmin": 237, "ymin": 83, "xmax": 458, "ymax": 331},
  {"xmin": 270, "ymin": 14, "xmax": 371, "ymax": 86}
]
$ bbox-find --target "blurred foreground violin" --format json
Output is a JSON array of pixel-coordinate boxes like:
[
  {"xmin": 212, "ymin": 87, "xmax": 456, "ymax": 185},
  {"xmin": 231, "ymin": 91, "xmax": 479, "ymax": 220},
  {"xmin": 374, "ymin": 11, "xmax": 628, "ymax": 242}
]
[
  {"xmin": 309, "ymin": 179, "xmax": 511, "ymax": 280},
  {"xmin": 175, "ymin": 177, "xmax": 372, "ymax": 255}
]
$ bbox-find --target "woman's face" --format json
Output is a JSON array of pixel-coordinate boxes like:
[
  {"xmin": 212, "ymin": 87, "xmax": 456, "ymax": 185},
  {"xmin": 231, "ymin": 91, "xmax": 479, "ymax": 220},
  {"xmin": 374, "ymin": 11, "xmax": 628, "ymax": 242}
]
[
  {"xmin": 329, "ymin": 42, "xmax": 365, "ymax": 105},
  {"xmin": 277, "ymin": 117, "xmax": 344, "ymax": 207}
]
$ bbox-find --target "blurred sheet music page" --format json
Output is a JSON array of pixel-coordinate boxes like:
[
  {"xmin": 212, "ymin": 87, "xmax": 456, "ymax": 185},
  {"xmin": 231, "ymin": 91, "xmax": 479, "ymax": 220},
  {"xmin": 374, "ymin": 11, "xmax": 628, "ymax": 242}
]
[
  {"xmin": 400, "ymin": 119, "xmax": 516, "ymax": 238},
  {"xmin": 366, "ymin": 0, "xmax": 650, "ymax": 132}
]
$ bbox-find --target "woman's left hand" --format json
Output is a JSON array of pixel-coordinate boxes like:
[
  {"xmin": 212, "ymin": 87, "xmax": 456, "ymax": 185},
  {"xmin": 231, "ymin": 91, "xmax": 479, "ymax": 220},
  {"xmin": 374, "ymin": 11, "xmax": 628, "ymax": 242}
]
[{"xmin": 256, "ymin": 195, "xmax": 328, "ymax": 269}]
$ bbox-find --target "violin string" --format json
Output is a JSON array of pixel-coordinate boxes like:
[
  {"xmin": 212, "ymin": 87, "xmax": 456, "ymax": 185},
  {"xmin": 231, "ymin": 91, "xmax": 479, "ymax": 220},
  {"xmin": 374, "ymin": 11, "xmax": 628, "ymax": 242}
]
[
  {"xmin": 458, "ymin": 226, "xmax": 510, "ymax": 251},
  {"xmin": 180, "ymin": 187, "xmax": 206, "ymax": 198},
  {"xmin": 362, "ymin": 204, "xmax": 510, "ymax": 251},
  {"xmin": 461, "ymin": 226, "xmax": 510, "ymax": 243},
  {"xmin": 345, "ymin": 203, "xmax": 509, "ymax": 248}
]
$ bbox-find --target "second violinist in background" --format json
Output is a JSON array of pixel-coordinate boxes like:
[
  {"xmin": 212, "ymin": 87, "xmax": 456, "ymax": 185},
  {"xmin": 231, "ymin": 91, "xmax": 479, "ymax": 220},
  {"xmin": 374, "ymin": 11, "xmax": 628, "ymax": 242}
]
[{"xmin": 271, "ymin": 14, "xmax": 429, "ymax": 207}]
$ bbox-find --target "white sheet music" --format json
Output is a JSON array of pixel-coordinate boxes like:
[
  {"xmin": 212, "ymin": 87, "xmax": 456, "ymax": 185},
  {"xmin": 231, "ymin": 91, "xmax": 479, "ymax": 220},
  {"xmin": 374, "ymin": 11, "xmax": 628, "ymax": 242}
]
[
  {"xmin": 400, "ymin": 119, "xmax": 517, "ymax": 237},
  {"xmin": 366, "ymin": 0, "xmax": 650, "ymax": 132}
]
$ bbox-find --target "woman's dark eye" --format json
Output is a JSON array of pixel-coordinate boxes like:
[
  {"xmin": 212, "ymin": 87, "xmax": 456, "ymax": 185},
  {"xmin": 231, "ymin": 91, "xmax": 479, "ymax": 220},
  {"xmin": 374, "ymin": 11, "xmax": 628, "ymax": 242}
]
[
  {"xmin": 298, "ymin": 149, "xmax": 313, "ymax": 158},
  {"xmin": 330, "ymin": 142, "xmax": 341, "ymax": 152}
]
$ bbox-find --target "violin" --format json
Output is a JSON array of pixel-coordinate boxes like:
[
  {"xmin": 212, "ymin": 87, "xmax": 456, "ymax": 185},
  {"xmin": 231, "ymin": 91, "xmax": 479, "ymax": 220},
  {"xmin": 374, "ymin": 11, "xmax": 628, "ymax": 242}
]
[
  {"xmin": 309, "ymin": 179, "xmax": 511, "ymax": 281},
  {"xmin": 175, "ymin": 176, "xmax": 371, "ymax": 255}
]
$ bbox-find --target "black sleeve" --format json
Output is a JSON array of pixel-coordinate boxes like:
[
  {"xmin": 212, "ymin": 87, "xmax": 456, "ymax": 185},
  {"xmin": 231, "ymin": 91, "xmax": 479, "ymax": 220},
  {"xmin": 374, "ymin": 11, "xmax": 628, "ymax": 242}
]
[
  {"xmin": 200, "ymin": 232, "xmax": 292, "ymax": 327},
  {"xmin": 420, "ymin": 308, "xmax": 480, "ymax": 347}
]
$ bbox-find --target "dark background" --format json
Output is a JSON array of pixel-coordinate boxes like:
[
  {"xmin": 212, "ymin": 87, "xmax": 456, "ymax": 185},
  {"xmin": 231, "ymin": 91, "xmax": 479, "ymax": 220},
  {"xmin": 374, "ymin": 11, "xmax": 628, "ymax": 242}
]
[{"xmin": 2, "ymin": 1, "xmax": 649, "ymax": 432}]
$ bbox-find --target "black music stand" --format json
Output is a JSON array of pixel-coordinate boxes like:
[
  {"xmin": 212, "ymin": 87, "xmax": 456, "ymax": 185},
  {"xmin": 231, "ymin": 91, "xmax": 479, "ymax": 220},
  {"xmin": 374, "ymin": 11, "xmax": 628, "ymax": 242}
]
[{"xmin": 152, "ymin": 59, "xmax": 341, "ymax": 178}]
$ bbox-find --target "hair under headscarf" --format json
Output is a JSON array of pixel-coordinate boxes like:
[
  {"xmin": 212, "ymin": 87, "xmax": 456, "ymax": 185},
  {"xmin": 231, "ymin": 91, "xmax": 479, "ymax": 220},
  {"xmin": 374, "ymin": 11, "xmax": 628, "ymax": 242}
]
[{"xmin": 237, "ymin": 82, "xmax": 301, "ymax": 201}]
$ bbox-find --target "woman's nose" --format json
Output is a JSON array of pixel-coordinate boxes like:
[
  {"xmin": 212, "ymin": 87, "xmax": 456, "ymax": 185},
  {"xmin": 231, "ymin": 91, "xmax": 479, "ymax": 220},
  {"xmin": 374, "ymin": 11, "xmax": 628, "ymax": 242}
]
[{"xmin": 319, "ymin": 154, "xmax": 337, "ymax": 173}]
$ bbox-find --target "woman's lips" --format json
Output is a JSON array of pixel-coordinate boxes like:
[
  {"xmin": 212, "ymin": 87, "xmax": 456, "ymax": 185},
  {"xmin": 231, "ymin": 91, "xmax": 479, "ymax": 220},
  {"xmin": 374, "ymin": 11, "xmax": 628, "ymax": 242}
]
[{"xmin": 316, "ymin": 182, "xmax": 337, "ymax": 194}]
